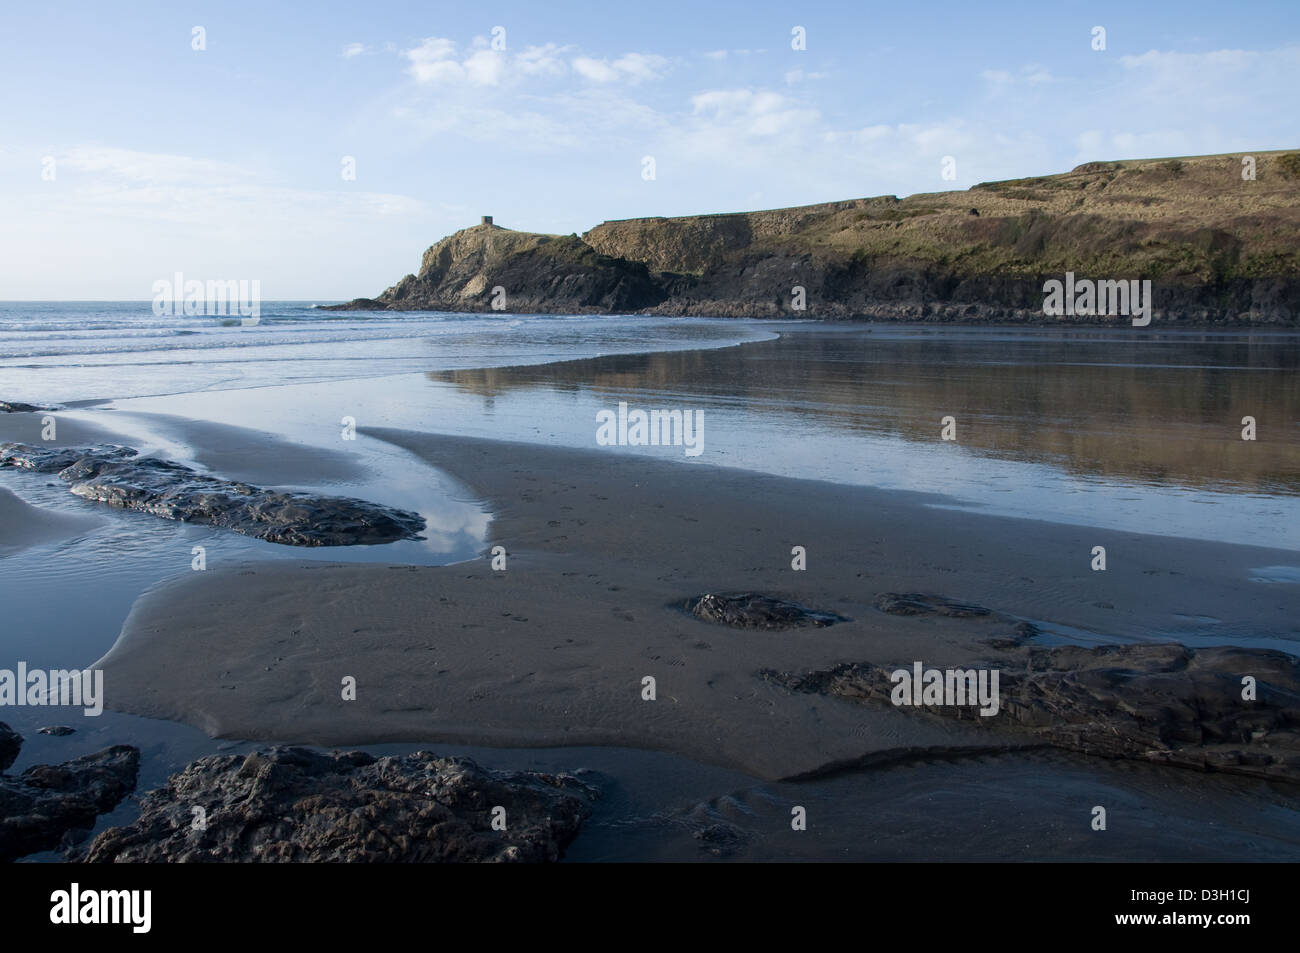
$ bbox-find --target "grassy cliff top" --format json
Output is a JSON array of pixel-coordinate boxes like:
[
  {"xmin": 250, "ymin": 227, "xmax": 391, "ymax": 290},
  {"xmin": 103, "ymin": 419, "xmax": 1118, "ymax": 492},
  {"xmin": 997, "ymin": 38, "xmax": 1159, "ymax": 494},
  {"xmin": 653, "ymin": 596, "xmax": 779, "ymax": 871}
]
[{"xmin": 577, "ymin": 150, "xmax": 1300, "ymax": 280}]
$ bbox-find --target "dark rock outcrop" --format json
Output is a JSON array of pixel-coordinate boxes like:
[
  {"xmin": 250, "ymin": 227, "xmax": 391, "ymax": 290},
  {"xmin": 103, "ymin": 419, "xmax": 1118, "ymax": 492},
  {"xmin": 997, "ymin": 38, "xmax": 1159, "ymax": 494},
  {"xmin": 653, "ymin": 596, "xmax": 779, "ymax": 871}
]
[
  {"xmin": 0, "ymin": 442, "xmax": 425, "ymax": 547},
  {"xmin": 873, "ymin": 592, "xmax": 1039, "ymax": 647},
  {"xmin": 0, "ymin": 742, "xmax": 140, "ymax": 862},
  {"xmin": 336, "ymin": 297, "xmax": 389, "ymax": 310},
  {"xmin": 686, "ymin": 592, "xmax": 847, "ymax": 629},
  {"xmin": 874, "ymin": 592, "xmax": 992, "ymax": 618},
  {"xmin": 761, "ymin": 643, "xmax": 1300, "ymax": 782},
  {"xmin": 693, "ymin": 822, "xmax": 751, "ymax": 858},
  {"xmin": 0, "ymin": 722, "xmax": 20, "ymax": 772},
  {"xmin": 0, "ymin": 443, "xmax": 135, "ymax": 473},
  {"xmin": 37, "ymin": 726, "xmax": 76, "ymax": 737},
  {"xmin": 86, "ymin": 747, "xmax": 595, "ymax": 863},
  {"xmin": 331, "ymin": 226, "xmax": 669, "ymax": 314},
  {"xmin": 0, "ymin": 401, "xmax": 43, "ymax": 413}
]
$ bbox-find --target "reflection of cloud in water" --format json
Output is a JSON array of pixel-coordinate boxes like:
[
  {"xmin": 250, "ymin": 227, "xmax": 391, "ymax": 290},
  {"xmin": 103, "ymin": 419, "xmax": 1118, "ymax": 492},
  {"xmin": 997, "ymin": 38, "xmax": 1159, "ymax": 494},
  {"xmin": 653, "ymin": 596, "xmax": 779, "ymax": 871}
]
[
  {"xmin": 1250, "ymin": 566, "xmax": 1300, "ymax": 583},
  {"xmin": 416, "ymin": 501, "xmax": 491, "ymax": 554}
]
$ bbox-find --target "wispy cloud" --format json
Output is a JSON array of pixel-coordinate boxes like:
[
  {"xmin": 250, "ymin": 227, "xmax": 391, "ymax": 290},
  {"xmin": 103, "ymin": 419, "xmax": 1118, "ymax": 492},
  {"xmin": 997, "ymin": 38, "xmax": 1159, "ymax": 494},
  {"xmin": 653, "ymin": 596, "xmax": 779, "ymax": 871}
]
[
  {"xmin": 784, "ymin": 68, "xmax": 827, "ymax": 84},
  {"xmin": 688, "ymin": 89, "xmax": 819, "ymax": 138},
  {"xmin": 981, "ymin": 64, "xmax": 1054, "ymax": 88},
  {"xmin": 22, "ymin": 146, "xmax": 426, "ymax": 225},
  {"xmin": 404, "ymin": 36, "xmax": 574, "ymax": 86},
  {"xmin": 571, "ymin": 52, "xmax": 668, "ymax": 84},
  {"xmin": 57, "ymin": 146, "xmax": 247, "ymax": 185}
]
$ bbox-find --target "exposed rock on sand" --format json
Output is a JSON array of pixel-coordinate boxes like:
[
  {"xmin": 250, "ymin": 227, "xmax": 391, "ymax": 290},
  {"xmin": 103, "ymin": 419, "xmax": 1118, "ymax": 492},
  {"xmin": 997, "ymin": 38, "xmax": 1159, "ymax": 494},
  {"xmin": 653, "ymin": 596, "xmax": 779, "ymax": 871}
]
[
  {"xmin": 874, "ymin": 592, "xmax": 992, "ymax": 618},
  {"xmin": 0, "ymin": 736, "xmax": 140, "ymax": 862},
  {"xmin": 693, "ymin": 821, "xmax": 752, "ymax": 858},
  {"xmin": 0, "ymin": 443, "xmax": 134, "ymax": 473},
  {"xmin": 871, "ymin": 592, "xmax": 1041, "ymax": 647},
  {"xmin": 687, "ymin": 592, "xmax": 847, "ymax": 629},
  {"xmin": 0, "ymin": 723, "xmax": 20, "ymax": 771},
  {"xmin": 762, "ymin": 643, "xmax": 1300, "ymax": 782},
  {"xmin": 0, "ymin": 401, "xmax": 44, "ymax": 413},
  {"xmin": 86, "ymin": 747, "xmax": 595, "ymax": 863},
  {"xmin": 0, "ymin": 442, "xmax": 425, "ymax": 546}
]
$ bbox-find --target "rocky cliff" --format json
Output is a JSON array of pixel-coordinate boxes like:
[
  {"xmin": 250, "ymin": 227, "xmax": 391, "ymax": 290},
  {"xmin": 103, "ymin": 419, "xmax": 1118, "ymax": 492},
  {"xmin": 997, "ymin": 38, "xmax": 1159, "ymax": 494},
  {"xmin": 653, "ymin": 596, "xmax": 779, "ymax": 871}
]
[{"xmin": 327, "ymin": 151, "xmax": 1300, "ymax": 324}]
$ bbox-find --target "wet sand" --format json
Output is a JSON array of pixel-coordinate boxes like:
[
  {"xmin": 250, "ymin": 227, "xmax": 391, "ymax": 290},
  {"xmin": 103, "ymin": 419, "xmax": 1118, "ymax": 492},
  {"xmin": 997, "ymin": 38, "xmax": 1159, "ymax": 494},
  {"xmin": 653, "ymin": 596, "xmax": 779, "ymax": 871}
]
[
  {"xmin": 0, "ymin": 487, "xmax": 101, "ymax": 553},
  {"xmin": 0, "ymin": 411, "xmax": 125, "ymax": 449},
  {"xmin": 91, "ymin": 423, "xmax": 1300, "ymax": 780},
  {"xmin": 103, "ymin": 412, "xmax": 371, "ymax": 487},
  {"xmin": 0, "ymin": 410, "xmax": 370, "ymax": 488}
]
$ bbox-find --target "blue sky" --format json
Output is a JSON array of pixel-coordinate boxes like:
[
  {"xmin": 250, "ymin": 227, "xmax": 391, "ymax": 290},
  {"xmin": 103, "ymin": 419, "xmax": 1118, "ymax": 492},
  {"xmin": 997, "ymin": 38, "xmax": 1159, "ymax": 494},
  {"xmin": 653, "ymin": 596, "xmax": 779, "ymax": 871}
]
[{"xmin": 2, "ymin": 0, "xmax": 1298, "ymax": 298}]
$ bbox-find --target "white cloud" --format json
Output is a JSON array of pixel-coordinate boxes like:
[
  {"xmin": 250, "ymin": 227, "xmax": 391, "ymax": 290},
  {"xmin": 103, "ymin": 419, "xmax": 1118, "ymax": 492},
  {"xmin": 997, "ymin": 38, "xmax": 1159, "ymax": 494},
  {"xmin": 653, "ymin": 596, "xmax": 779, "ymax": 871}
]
[
  {"xmin": 1116, "ymin": 45, "xmax": 1298, "ymax": 104},
  {"xmin": 405, "ymin": 37, "xmax": 464, "ymax": 84},
  {"xmin": 58, "ymin": 146, "xmax": 246, "ymax": 185},
  {"xmin": 341, "ymin": 43, "xmax": 371, "ymax": 59},
  {"xmin": 572, "ymin": 56, "xmax": 618, "ymax": 83},
  {"xmin": 517, "ymin": 43, "xmax": 570, "ymax": 77},
  {"xmin": 391, "ymin": 84, "xmax": 666, "ymax": 152},
  {"xmin": 703, "ymin": 48, "xmax": 759, "ymax": 60},
  {"xmin": 404, "ymin": 35, "xmax": 665, "ymax": 91},
  {"xmin": 572, "ymin": 52, "xmax": 668, "ymax": 84},
  {"xmin": 24, "ymin": 147, "xmax": 426, "ymax": 224},
  {"xmin": 614, "ymin": 53, "xmax": 668, "ymax": 82},
  {"xmin": 463, "ymin": 49, "xmax": 505, "ymax": 86},
  {"xmin": 784, "ymin": 69, "xmax": 827, "ymax": 84},
  {"xmin": 846, "ymin": 124, "xmax": 892, "ymax": 143},
  {"xmin": 1119, "ymin": 47, "xmax": 1263, "ymax": 73},
  {"xmin": 982, "ymin": 65, "xmax": 1054, "ymax": 89},
  {"xmin": 405, "ymin": 37, "xmax": 578, "ymax": 87},
  {"xmin": 689, "ymin": 89, "xmax": 818, "ymax": 138}
]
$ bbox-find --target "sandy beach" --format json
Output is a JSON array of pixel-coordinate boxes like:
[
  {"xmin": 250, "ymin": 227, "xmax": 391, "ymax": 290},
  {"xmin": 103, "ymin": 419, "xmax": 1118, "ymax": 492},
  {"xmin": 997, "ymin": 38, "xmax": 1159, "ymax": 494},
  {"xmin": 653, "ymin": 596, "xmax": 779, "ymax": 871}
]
[
  {"xmin": 88, "ymin": 420, "xmax": 1300, "ymax": 780},
  {"xmin": 4, "ymin": 320, "xmax": 1299, "ymax": 863}
]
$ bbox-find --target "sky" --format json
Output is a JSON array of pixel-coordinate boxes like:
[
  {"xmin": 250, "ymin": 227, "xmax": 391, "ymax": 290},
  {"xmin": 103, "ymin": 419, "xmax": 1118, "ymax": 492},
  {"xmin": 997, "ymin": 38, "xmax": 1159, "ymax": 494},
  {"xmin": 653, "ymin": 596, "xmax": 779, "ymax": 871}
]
[{"xmin": 1, "ymin": 0, "xmax": 1298, "ymax": 299}]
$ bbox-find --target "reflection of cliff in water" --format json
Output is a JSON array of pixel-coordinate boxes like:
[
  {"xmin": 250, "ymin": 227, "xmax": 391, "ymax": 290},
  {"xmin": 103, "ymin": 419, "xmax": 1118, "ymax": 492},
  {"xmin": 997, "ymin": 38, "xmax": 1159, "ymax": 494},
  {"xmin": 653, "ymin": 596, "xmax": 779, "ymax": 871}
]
[{"xmin": 426, "ymin": 327, "xmax": 1300, "ymax": 495}]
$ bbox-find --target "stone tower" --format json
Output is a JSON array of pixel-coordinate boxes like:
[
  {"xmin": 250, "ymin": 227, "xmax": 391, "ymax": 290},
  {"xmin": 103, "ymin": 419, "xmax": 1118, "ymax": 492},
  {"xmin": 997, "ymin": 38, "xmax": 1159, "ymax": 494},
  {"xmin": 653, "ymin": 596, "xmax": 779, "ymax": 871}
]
[{"xmin": 481, "ymin": 215, "xmax": 493, "ymax": 226}]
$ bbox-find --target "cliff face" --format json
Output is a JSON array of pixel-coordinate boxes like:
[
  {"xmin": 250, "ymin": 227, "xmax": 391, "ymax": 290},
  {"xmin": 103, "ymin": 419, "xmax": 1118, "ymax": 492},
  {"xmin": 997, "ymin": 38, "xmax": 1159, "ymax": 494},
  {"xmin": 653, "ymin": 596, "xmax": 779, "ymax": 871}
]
[
  {"xmin": 328, "ymin": 151, "xmax": 1300, "ymax": 324},
  {"xmin": 355, "ymin": 226, "xmax": 668, "ymax": 314}
]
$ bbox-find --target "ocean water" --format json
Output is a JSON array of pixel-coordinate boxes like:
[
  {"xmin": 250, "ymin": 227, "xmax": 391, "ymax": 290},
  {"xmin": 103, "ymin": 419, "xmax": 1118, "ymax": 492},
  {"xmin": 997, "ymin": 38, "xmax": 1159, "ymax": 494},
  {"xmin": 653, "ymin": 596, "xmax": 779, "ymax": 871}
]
[
  {"xmin": 7, "ymin": 307, "xmax": 1289, "ymax": 548},
  {"xmin": 0, "ymin": 302, "xmax": 779, "ymax": 403}
]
